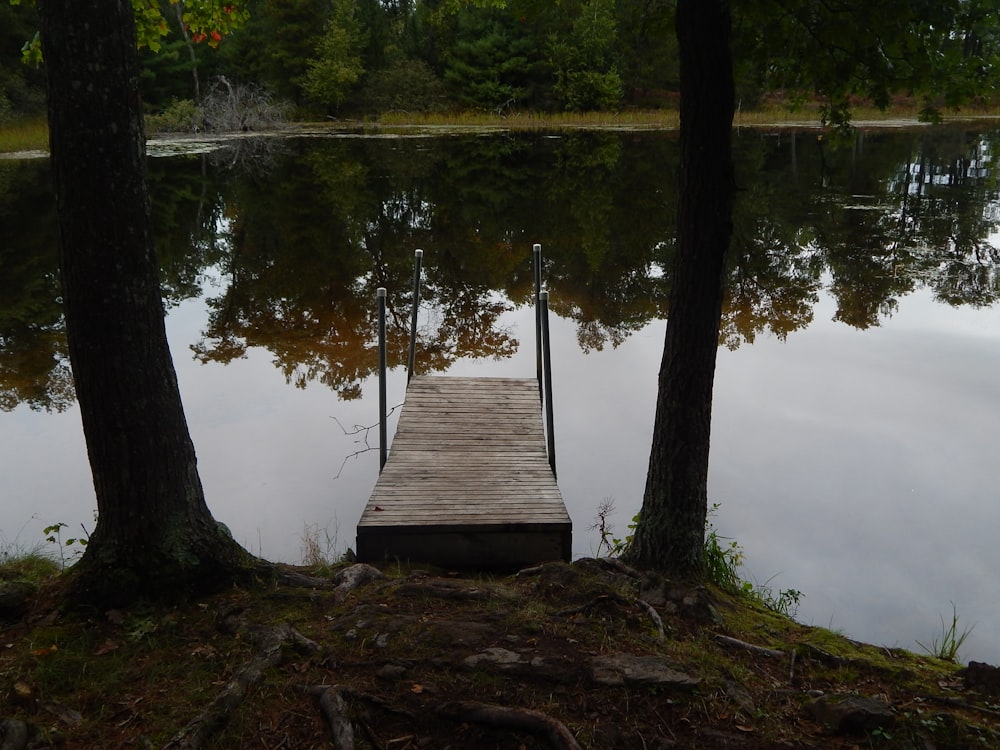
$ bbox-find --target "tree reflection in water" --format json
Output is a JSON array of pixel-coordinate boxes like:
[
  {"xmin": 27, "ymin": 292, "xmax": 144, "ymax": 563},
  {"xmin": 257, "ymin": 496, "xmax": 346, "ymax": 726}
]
[{"xmin": 1, "ymin": 125, "xmax": 999, "ymax": 411}]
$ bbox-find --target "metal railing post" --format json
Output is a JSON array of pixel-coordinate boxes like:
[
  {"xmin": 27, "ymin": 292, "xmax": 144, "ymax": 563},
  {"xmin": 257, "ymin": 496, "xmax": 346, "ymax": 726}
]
[
  {"xmin": 407, "ymin": 249, "xmax": 423, "ymax": 384},
  {"xmin": 539, "ymin": 289, "xmax": 556, "ymax": 478},
  {"xmin": 377, "ymin": 287, "xmax": 387, "ymax": 473},
  {"xmin": 533, "ymin": 243, "xmax": 543, "ymax": 398}
]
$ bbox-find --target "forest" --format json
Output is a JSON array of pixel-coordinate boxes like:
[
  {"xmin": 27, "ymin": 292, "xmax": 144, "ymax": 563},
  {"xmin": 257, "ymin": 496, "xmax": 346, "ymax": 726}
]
[{"xmin": 4, "ymin": 0, "xmax": 1000, "ymax": 126}]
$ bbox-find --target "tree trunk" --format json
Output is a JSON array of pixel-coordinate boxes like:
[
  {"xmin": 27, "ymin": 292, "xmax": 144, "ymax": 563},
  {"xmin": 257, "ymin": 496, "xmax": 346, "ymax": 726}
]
[
  {"xmin": 625, "ymin": 0, "xmax": 736, "ymax": 577},
  {"xmin": 38, "ymin": 0, "xmax": 253, "ymax": 604}
]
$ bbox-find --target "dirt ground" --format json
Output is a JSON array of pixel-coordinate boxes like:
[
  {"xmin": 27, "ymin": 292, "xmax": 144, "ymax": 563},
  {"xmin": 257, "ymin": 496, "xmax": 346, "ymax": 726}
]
[{"xmin": 1, "ymin": 557, "xmax": 997, "ymax": 749}]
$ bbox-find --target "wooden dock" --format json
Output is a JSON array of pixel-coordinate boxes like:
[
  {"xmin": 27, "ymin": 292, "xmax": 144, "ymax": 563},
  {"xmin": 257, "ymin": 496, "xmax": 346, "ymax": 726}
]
[{"xmin": 356, "ymin": 376, "xmax": 572, "ymax": 567}]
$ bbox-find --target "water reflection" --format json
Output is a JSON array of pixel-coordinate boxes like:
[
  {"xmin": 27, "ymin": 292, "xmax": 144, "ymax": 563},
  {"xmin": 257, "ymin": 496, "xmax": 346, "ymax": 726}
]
[
  {"xmin": 9, "ymin": 126, "xmax": 999, "ymax": 411},
  {"xmin": 2, "ymin": 125, "xmax": 1000, "ymax": 662}
]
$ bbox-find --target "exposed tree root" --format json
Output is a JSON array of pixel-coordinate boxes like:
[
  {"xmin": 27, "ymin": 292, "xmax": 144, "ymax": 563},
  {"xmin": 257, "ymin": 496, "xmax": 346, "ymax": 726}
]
[
  {"xmin": 554, "ymin": 592, "xmax": 668, "ymax": 640},
  {"xmin": 332, "ymin": 564, "xmax": 385, "ymax": 603},
  {"xmin": 273, "ymin": 565, "xmax": 334, "ymax": 589},
  {"xmin": 162, "ymin": 623, "xmax": 320, "ymax": 750},
  {"xmin": 714, "ymin": 634, "xmax": 786, "ymax": 659},
  {"xmin": 636, "ymin": 598, "xmax": 667, "ymax": 640},
  {"xmin": 576, "ymin": 556, "xmax": 642, "ymax": 579},
  {"xmin": 268, "ymin": 562, "xmax": 385, "ymax": 599},
  {"xmin": 436, "ymin": 700, "xmax": 583, "ymax": 750},
  {"xmin": 312, "ymin": 686, "xmax": 355, "ymax": 750},
  {"xmin": 554, "ymin": 592, "xmax": 632, "ymax": 618},
  {"xmin": 0, "ymin": 719, "xmax": 27, "ymax": 750}
]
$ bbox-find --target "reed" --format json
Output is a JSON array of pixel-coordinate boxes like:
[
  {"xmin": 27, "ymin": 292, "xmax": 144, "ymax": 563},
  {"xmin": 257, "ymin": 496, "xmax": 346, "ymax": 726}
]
[{"xmin": 0, "ymin": 118, "xmax": 49, "ymax": 154}]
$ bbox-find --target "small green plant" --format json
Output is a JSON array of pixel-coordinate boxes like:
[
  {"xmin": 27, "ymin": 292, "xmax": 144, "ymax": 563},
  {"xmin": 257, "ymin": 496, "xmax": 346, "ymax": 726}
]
[
  {"xmin": 590, "ymin": 498, "xmax": 636, "ymax": 558},
  {"xmin": 704, "ymin": 512, "xmax": 744, "ymax": 594},
  {"xmin": 742, "ymin": 576, "xmax": 803, "ymax": 617},
  {"xmin": 916, "ymin": 602, "xmax": 974, "ymax": 662},
  {"xmin": 870, "ymin": 725, "xmax": 894, "ymax": 743},
  {"xmin": 43, "ymin": 522, "xmax": 89, "ymax": 570}
]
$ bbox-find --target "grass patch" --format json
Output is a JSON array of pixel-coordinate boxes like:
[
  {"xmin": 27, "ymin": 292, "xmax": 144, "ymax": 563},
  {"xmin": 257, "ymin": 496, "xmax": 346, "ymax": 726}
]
[
  {"xmin": 0, "ymin": 549, "xmax": 59, "ymax": 583},
  {"xmin": 0, "ymin": 118, "xmax": 48, "ymax": 154},
  {"xmin": 916, "ymin": 601, "xmax": 975, "ymax": 663}
]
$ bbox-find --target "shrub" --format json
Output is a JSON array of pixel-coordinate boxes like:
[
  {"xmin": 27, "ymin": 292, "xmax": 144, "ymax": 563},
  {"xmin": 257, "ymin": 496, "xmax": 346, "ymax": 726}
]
[
  {"xmin": 363, "ymin": 60, "xmax": 450, "ymax": 114},
  {"xmin": 146, "ymin": 98, "xmax": 204, "ymax": 133}
]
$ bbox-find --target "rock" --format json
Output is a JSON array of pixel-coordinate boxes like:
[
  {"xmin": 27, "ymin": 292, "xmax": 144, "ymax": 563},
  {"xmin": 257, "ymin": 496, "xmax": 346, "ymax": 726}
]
[
  {"xmin": 463, "ymin": 647, "xmax": 524, "ymax": 668},
  {"xmin": 0, "ymin": 580, "xmax": 36, "ymax": 620},
  {"xmin": 590, "ymin": 653, "xmax": 699, "ymax": 689},
  {"xmin": 462, "ymin": 647, "xmax": 578, "ymax": 683},
  {"xmin": 680, "ymin": 587, "xmax": 725, "ymax": 625},
  {"xmin": 960, "ymin": 661, "xmax": 1000, "ymax": 695},
  {"xmin": 724, "ymin": 680, "xmax": 756, "ymax": 716},
  {"xmin": 809, "ymin": 693, "xmax": 895, "ymax": 735},
  {"xmin": 331, "ymin": 563, "xmax": 384, "ymax": 603},
  {"xmin": 637, "ymin": 580, "xmax": 722, "ymax": 624}
]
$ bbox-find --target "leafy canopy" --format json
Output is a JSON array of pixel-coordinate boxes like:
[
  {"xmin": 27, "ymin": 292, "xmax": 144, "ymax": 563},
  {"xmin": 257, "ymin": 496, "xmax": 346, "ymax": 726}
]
[
  {"xmin": 735, "ymin": 0, "xmax": 1000, "ymax": 124},
  {"xmin": 12, "ymin": 0, "xmax": 250, "ymax": 63}
]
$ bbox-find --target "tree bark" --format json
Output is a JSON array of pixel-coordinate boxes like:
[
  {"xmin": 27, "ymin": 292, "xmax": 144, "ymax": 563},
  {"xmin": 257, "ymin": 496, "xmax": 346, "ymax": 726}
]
[
  {"xmin": 37, "ymin": 0, "xmax": 253, "ymax": 604},
  {"xmin": 625, "ymin": 0, "xmax": 736, "ymax": 577}
]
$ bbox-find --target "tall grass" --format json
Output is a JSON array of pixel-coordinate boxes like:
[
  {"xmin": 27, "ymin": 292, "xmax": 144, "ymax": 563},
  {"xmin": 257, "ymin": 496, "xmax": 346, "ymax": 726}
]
[
  {"xmin": 375, "ymin": 109, "xmax": 680, "ymax": 130},
  {"xmin": 0, "ymin": 118, "xmax": 49, "ymax": 154},
  {"xmin": 916, "ymin": 602, "xmax": 975, "ymax": 663}
]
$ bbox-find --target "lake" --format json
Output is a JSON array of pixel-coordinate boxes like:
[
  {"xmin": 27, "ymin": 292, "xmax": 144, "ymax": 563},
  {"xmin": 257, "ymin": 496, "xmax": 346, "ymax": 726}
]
[{"xmin": 2, "ymin": 123, "xmax": 999, "ymax": 663}]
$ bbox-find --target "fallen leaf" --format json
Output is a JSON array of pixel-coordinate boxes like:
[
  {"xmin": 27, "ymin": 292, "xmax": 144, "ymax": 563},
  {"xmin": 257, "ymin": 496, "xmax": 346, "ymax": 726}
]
[{"xmin": 410, "ymin": 684, "xmax": 424, "ymax": 694}]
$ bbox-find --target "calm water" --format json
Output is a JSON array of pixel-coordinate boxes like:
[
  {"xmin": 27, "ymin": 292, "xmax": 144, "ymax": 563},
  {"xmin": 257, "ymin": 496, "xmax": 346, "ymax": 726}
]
[{"xmin": 2, "ymin": 125, "xmax": 999, "ymax": 662}]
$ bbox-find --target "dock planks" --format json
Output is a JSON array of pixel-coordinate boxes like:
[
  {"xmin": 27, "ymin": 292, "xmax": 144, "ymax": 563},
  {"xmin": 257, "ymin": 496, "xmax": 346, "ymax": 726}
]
[{"xmin": 356, "ymin": 376, "xmax": 572, "ymax": 566}]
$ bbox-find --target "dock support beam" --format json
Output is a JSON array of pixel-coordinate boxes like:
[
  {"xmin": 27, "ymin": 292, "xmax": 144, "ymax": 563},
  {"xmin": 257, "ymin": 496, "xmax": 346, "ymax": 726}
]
[
  {"xmin": 407, "ymin": 249, "xmax": 423, "ymax": 384},
  {"xmin": 377, "ymin": 287, "xmax": 387, "ymax": 473},
  {"xmin": 539, "ymin": 289, "xmax": 556, "ymax": 478},
  {"xmin": 533, "ymin": 243, "xmax": 543, "ymax": 397}
]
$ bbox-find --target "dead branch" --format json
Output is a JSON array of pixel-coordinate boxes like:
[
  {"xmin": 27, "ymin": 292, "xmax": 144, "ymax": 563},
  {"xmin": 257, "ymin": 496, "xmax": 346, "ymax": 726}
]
[
  {"xmin": 332, "ymin": 404, "xmax": 402, "ymax": 479},
  {"xmin": 714, "ymin": 634, "xmax": 786, "ymax": 659},
  {"xmin": 163, "ymin": 623, "xmax": 318, "ymax": 750},
  {"xmin": 436, "ymin": 701, "xmax": 583, "ymax": 750}
]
